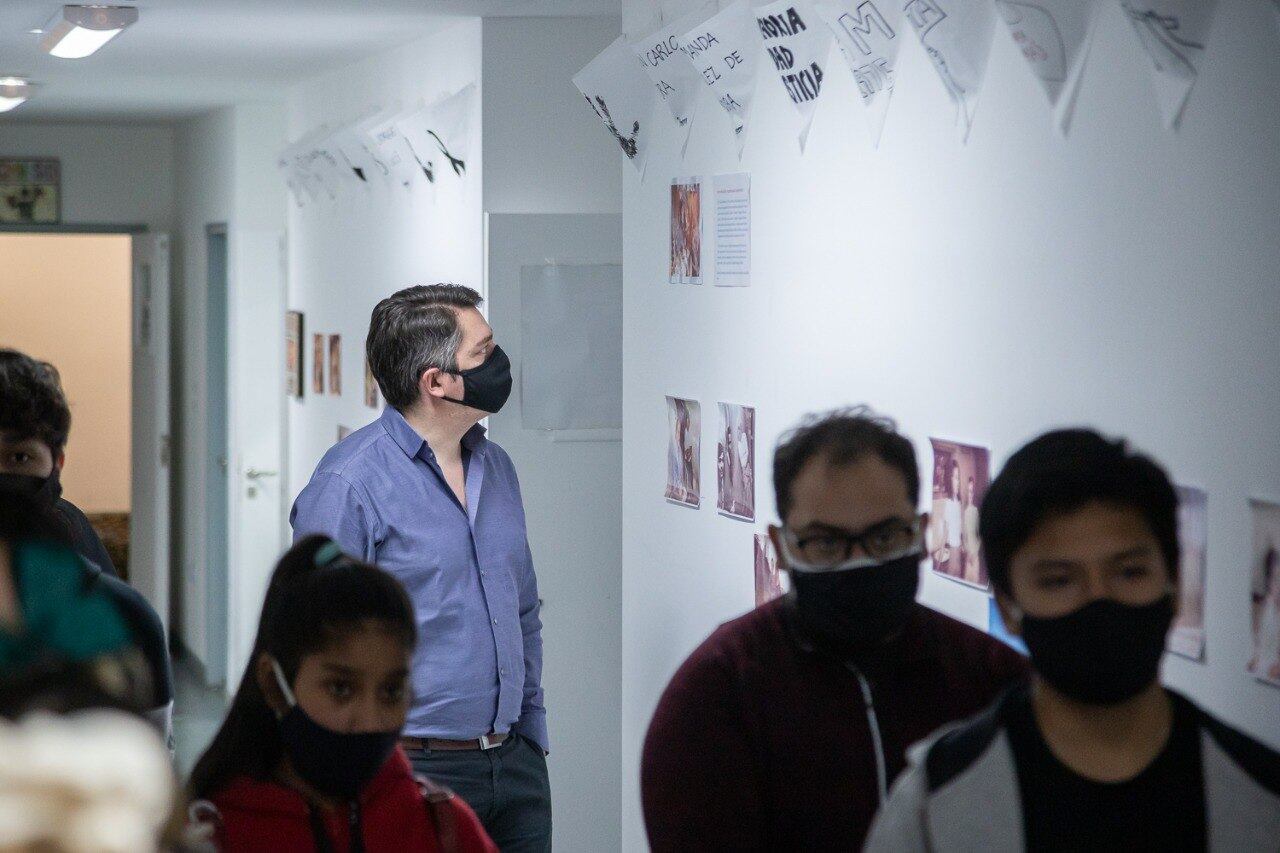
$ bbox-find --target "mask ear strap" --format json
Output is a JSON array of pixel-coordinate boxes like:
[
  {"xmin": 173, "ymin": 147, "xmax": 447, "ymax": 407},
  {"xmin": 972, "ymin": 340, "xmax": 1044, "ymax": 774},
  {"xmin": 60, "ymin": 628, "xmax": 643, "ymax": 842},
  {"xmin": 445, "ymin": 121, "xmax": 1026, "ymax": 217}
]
[{"xmin": 270, "ymin": 657, "xmax": 298, "ymax": 708}]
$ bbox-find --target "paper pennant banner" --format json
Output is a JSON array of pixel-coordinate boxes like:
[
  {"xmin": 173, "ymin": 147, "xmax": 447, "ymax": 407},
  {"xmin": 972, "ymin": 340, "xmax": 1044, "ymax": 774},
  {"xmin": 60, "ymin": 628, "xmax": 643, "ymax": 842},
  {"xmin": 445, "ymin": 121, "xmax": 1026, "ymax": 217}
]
[
  {"xmin": 364, "ymin": 110, "xmax": 422, "ymax": 191},
  {"xmin": 682, "ymin": 0, "xmax": 761, "ymax": 158},
  {"xmin": 1118, "ymin": 0, "xmax": 1218, "ymax": 129},
  {"xmin": 755, "ymin": 0, "xmax": 834, "ymax": 150},
  {"xmin": 394, "ymin": 105, "xmax": 443, "ymax": 187},
  {"xmin": 633, "ymin": 0, "xmax": 717, "ymax": 148},
  {"xmin": 997, "ymin": 0, "xmax": 1101, "ymax": 129},
  {"xmin": 328, "ymin": 121, "xmax": 386, "ymax": 189},
  {"xmin": 816, "ymin": 0, "xmax": 906, "ymax": 147},
  {"xmin": 574, "ymin": 35, "xmax": 656, "ymax": 173},
  {"xmin": 905, "ymin": 0, "xmax": 998, "ymax": 143},
  {"xmin": 425, "ymin": 84, "xmax": 475, "ymax": 180}
]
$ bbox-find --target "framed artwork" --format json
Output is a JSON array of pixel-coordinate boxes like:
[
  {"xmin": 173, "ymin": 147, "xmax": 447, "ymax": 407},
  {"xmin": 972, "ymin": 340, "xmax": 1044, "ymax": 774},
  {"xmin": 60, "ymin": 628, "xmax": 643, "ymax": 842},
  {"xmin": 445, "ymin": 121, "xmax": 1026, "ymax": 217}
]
[
  {"xmin": 285, "ymin": 311, "xmax": 304, "ymax": 398},
  {"xmin": 928, "ymin": 438, "xmax": 992, "ymax": 590},
  {"xmin": 328, "ymin": 334, "xmax": 342, "ymax": 395},
  {"xmin": 0, "ymin": 158, "xmax": 60, "ymax": 224},
  {"xmin": 312, "ymin": 334, "xmax": 325, "ymax": 395}
]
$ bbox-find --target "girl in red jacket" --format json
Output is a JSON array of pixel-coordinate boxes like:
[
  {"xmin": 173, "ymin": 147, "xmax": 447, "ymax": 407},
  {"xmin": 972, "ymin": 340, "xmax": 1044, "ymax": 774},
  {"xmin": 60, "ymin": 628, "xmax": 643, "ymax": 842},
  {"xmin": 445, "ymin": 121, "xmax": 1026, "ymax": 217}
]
[{"xmin": 188, "ymin": 535, "xmax": 497, "ymax": 853}]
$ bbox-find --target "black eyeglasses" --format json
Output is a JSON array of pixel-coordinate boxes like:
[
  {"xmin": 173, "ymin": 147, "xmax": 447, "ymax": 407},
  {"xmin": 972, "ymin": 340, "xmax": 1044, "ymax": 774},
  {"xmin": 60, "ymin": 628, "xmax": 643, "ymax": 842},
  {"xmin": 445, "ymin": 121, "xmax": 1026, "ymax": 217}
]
[{"xmin": 782, "ymin": 517, "xmax": 924, "ymax": 572}]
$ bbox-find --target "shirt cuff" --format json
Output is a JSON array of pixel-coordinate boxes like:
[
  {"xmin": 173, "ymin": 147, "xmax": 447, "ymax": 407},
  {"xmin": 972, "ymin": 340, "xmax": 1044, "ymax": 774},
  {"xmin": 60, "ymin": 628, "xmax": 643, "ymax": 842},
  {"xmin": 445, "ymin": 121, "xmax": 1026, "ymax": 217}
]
[{"xmin": 513, "ymin": 709, "xmax": 549, "ymax": 755}]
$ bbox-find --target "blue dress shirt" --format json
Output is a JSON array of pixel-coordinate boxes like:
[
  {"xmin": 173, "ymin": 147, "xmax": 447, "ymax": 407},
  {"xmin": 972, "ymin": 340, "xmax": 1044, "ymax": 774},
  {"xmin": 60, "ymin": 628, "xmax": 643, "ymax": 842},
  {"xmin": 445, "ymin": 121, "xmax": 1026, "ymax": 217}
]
[{"xmin": 290, "ymin": 405, "xmax": 547, "ymax": 752}]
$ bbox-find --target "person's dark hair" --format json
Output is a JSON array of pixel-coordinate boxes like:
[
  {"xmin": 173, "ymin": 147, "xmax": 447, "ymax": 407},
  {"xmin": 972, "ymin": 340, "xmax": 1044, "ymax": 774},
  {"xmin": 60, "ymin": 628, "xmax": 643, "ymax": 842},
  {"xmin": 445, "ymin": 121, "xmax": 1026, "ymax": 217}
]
[
  {"xmin": 366, "ymin": 284, "xmax": 483, "ymax": 410},
  {"xmin": 980, "ymin": 429, "xmax": 1179, "ymax": 596},
  {"xmin": 187, "ymin": 536, "xmax": 417, "ymax": 800},
  {"xmin": 773, "ymin": 406, "xmax": 919, "ymax": 523},
  {"xmin": 0, "ymin": 349, "xmax": 71, "ymax": 454}
]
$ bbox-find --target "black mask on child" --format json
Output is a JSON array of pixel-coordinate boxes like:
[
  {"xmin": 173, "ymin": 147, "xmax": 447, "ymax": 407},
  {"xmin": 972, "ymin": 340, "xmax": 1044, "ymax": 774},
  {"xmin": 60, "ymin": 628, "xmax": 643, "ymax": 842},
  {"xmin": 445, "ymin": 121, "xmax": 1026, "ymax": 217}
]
[
  {"xmin": 790, "ymin": 554, "xmax": 920, "ymax": 655},
  {"xmin": 443, "ymin": 345, "xmax": 512, "ymax": 414}
]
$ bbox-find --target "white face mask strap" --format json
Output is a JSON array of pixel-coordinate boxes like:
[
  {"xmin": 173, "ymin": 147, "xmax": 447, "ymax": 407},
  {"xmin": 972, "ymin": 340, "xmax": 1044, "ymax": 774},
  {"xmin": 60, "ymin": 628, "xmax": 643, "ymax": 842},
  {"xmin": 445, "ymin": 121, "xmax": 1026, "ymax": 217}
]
[{"xmin": 270, "ymin": 656, "xmax": 298, "ymax": 708}]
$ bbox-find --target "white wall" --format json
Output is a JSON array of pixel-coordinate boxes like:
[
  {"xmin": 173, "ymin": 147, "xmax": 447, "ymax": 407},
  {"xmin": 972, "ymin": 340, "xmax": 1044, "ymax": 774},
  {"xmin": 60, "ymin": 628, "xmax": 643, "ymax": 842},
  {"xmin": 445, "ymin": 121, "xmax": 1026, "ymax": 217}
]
[{"xmin": 620, "ymin": 0, "xmax": 1280, "ymax": 848}]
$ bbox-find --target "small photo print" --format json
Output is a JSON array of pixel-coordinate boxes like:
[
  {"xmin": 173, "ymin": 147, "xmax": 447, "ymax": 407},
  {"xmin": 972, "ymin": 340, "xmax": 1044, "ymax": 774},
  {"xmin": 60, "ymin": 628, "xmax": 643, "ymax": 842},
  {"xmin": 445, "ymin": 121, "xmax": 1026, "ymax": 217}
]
[
  {"xmin": 664, "ymin": 396, "xmax": 701, "ymax": 508},
  {"xmin": 312, "ymin": 334, "xmax": 325, "ymax": 395},
  {"xmin": 328, "ymin": 335, "xmax": 342, "ymax": 395},
  {"xmin": 364, "ymin": 359, "xmax": 379, "ymax": 408},
  {"xmin": 928, "ymin": 438, "xmax": 991, "ymax": 590},
  {"xmin": 337, "ymin": 425, "xmax": 354, "ymax": 442},
  {"xmin": 1168, "ymin": 486, "xmax": 1208, "ymax": 661},
  {"xmin": 717, "ymin": 403, "xmax": 756, "ymax": 521},
  {"xmin": 285, "ymin": 311, "xmax": 304, "ymax": 399},
  {"xmin": 669, "ymin": 177, "xmax": 702, "ymax": 284},
  {"xmin": 754, "ymin": 533, "xmax": 784, "ymax": 606},
  {"xmin": 1248, "ymin": 499, "xmax": 1280, "ymax": 688}
]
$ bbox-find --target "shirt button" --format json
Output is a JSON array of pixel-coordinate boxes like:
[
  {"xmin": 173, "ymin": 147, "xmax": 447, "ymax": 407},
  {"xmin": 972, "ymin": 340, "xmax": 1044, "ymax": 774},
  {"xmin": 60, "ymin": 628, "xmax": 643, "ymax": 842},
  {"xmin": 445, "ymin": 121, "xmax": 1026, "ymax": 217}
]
[
  {"xmin": 492, "ymin": 618, "xmax": 498, "ymax": 625},
  {"xmin": 500, "ymin": 668, "xmax": 507, "ymax": 675}
]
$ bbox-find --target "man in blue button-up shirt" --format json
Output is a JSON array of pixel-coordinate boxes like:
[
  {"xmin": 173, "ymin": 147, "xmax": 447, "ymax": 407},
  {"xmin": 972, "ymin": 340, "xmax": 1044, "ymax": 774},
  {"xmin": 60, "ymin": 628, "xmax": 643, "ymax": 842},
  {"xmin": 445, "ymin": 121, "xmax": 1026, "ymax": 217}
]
[{"xmin": 291, "ymin": 284, "xmax": 550, "ymax": 851}]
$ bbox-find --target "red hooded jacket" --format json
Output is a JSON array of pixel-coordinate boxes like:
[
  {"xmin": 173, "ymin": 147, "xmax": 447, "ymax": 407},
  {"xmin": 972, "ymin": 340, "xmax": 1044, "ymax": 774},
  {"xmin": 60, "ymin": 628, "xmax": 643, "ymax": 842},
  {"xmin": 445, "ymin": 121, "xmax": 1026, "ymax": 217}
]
[{"xmin": 206, "ymin": 747, "xmax": 497, "ymax": 852}]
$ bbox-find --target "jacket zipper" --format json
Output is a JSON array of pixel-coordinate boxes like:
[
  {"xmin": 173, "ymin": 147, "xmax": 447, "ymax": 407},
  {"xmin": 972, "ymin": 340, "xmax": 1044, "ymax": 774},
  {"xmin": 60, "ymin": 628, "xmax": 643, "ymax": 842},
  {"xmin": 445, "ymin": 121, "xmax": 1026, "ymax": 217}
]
[{"xmin": 845, "ymin": 662, "xmax": 889, "ymax": 806}]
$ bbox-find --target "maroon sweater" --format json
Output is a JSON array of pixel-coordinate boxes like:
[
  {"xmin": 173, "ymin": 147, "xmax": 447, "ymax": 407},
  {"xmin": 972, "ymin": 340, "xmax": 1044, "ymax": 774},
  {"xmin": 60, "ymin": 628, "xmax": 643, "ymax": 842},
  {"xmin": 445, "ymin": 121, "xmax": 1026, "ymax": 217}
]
[{"xmin": 641, "ymin": 598, "xmax": 1029, "ymax": 851}]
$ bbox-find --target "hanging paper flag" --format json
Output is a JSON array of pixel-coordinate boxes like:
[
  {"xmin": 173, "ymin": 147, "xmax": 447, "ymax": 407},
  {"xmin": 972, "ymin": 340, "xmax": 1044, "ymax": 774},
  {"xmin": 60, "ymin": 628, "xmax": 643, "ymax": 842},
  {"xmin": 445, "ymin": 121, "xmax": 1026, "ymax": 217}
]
[
  {"xmin": 394, "ymin": 105, "xmax": 442, "ymax": 187},
  {"xmin": 363, "ymin": 110, "xmax": 421, "ymax": 191},
  {"xmin": 815, "ymin": 0, "xmax": 906, "ymax": 147},
  {"xmin": 574, "ymin": 36, "xmax": 656, "ymax": 173},
  {"xmin": 997, "ymin": 0, "xmax": 1101, "ymax": 129},
  {"xmin": 633, "ymin": 0, "xmax": 717, "ymax": 148},
  {"xmin": 904, "ymin": 0, "xmax": 998, "ymax": 143},
  {"xmin": 755, "ymin": 0, "xmax": 833, "ymax": 150},
  {"xmin": 423, "ymin": 84, "xmax": 475, "ymax": 180},
  {"xmin": 1118, "ymin": 0, "xmax": 1218, "ymax": 129},
  {"xmin": 328, "ymin": 121, "xmax": 385, "ymax": 188},
  {"xmin": 681, "ymin": 0, "xmax": 761, "ymax": 158},
  {"xmin": 276, "ymin": 143, "xmax": 311, "ymax": 208}
]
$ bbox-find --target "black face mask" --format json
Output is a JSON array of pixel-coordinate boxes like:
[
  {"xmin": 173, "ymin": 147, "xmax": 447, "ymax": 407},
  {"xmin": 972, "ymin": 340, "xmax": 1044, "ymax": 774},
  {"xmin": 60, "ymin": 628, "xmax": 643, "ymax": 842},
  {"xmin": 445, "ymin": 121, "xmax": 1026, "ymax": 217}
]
[
  {"xmin": 790, "ymin": 554, "xmax": 920, "ymax": 655},
  {"xmin": 444, "ymin": 345, "xmax": 512, "ymax": 414},
  {"xmin": 1019, "ymin": 595, "xmax": 1174, "ymax": 705},
  {"xmin": 0, "ymin": 469, "xmax": 62, "ymax": 505},
  {"xmin": 271, "ymin": 660, "xmax": 400, "ymax": 801}
]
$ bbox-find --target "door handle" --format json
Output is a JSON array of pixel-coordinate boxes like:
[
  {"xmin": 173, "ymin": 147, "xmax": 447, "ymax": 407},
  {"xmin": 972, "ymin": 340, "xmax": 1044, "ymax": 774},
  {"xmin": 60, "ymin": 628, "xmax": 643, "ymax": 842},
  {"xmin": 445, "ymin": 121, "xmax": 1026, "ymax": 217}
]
[{"xmin": 245, "ymin": 468, "xmax": 279, "ymax": 481}]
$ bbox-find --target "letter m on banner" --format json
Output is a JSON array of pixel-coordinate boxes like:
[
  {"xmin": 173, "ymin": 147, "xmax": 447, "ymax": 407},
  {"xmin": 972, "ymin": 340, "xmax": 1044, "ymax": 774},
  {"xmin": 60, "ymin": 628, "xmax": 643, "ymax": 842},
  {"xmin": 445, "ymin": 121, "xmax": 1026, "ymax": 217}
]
[{"xmin": 839, "ymin": 2, "xmax": 896, "ymax": 56}]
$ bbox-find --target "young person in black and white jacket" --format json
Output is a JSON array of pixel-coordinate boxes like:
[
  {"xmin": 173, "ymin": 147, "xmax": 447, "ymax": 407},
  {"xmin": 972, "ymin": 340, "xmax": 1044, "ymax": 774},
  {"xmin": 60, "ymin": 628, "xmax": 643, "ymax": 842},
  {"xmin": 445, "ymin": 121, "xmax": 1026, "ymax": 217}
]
[{"xmin": 866, "ymin": 429, "xmax": 1280, "ymax": 852}]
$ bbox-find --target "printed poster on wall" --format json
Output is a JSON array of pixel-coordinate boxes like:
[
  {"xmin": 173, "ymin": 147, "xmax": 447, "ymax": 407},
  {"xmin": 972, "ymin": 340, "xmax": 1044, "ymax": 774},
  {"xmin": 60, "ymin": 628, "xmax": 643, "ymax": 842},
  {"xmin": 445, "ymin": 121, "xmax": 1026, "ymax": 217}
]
[
  {"xmin": 682, "ymin": 0, "xmax": 761, "ymax": 158},
  {"xmin": 755, "ymin": 533, "xmax": 785, "ymax": 606},
  {"xmin": 1119, "ymin": 0, "xmax": 1219, "ymax": 129},
  {"xmin": 670, "ymin": 177, "xmax": 703, "ymax": 284},
  {"xmin": 717, "ymin": 403, "xmax": 756, "ymax": 521},
  {"xmin": 1249, "ymin": 499, "xmax": 1280, "ymax": 689},
  {"xmin": 905, "ymin": 0, "xmax": 998, "ymax": 143},
  {"xmin": 713, "ymin": 172, "xmax": 751, "ymax": 287},
  {"xmin": 633, "ymin": 0, "xmax": 717, "ymax": 148},
  {"xmin": 816, "ymin": 0, "xmax": 906, "ymax": 147},
  {"xmin": 574, "ymin": 36, "xmax": 655, "ymax": 173},
  {"xmin": 665, "ymin": 396, "xmax": 701, "ymax": 508},
  {"xmin": 996, "ymin": 0, "xmax": 1102, "ymax": 130},
  {"xmin": 928, "ymin": 438, "xmax": 991, "ymax": 589},
  {"xmin": 1168, "ymin": 485, "xmax": 1208, "ymax": 661},
  {"xmin": 755, "ymin": 0, "xmax": 833, "ymax": 150}
]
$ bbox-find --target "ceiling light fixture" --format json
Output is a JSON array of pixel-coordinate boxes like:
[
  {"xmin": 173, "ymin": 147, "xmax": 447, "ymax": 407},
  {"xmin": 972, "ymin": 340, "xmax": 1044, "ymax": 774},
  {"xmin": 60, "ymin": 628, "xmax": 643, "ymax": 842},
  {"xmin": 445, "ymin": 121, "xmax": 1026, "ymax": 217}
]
[
  {"xmin": 38, "ymin": 5, "xmax": 138, "ymax": 59},
  {"xmin": 0, "ymin": 77, "xmax": 35, "ymax": 113}
]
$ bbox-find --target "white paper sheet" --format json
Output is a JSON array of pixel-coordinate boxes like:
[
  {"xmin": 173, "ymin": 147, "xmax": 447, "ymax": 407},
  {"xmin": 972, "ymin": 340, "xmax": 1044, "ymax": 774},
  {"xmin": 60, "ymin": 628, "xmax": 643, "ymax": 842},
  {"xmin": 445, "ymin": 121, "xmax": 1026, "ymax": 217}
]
[
  {"xmin": 1118, "ymin": 0, "xmax": 1218, "ymax": 130},
  {"xmin": 394, "ymin": 104, "xmax": 443, "ymax": 190},
  {"xmin": 520, "ymin": 264, "xmax": 623, "ymax": 431},
  {"xmin": 426, "ymin": 85, "xmax": 475, "ymax": 180},
  {"xmin": 364, "ymin": 110, "xmax": 421, "ymax": 191},
  {"xmin": 327, "ymin": 122, "xmax": 384, "ymax": 189},
  {"xmin": 755, "ymin": 0, "xmax": 834, "ymax": 150},
  {"xmin": 816, "ymin": 0, "xmax": 907, "ymax": 147},
  {"xmin": 682, "ymin": 0, "xmax": 762, "ymax": 158},
  {"xmin": 574, "ymin": 35, "xmax": 656, "ymax": 173},
  {"xmin": 997, "ymin": 0, "xmax": 1102, "ymax": 130},
  {"xmin": 633, "ymin": 0, "xmax": 717, "ymax": 149},
  {"xmin": 904, "ymin": 0, "xmax": 998, "ymax": 143},
  {"xmin": 713, "ymin": 172, "xmax": 751, "ymax": 287},
  {"xmin": 670, "ymin": 176, "xmax": 704, "ymax": 284}
]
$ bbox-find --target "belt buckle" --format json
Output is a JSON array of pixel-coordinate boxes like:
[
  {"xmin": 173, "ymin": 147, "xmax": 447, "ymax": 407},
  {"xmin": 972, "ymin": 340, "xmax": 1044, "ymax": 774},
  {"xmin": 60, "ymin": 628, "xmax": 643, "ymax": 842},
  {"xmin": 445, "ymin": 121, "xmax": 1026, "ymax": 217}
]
[{"xmin": 478, "ymin": 733, "xmax": 501, "ymax": 751}]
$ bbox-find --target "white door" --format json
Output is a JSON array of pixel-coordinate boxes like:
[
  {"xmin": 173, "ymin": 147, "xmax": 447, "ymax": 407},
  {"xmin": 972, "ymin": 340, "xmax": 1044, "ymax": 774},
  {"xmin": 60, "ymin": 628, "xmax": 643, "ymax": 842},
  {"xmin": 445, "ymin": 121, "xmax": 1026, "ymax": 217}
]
[
  {"xmin": 130, "ymin": 233, "xmax": 172, "ymax": 628},
  {"xmin": 225, "ymin": 229, "xmax": 288, "ymax": 685}
]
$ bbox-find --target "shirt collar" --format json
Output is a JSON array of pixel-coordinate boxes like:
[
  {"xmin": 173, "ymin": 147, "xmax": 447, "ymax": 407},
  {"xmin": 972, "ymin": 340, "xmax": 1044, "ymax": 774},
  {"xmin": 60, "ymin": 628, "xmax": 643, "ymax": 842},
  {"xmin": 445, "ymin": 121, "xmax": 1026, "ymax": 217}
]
[{"xmin": 380, "ymin": 406, "xmax": 488, "ymax": 460}]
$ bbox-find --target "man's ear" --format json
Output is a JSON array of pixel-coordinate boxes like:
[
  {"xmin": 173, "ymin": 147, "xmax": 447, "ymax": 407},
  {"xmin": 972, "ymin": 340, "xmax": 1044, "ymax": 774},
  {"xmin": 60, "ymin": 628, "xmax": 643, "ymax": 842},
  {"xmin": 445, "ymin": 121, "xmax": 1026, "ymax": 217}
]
[
  {"xmin": 994, "ymin": 591, "xmax": 1022, "ymax": 637},
  {"xmin": 768, "ymin": 524, "xmax": 789, "ymax": 573},
  {"xmin": 53, "ymin": 452, "xmax": 66, "ymax": 474},
  {"xmin": 419, "ymin": 367, "xmax": 449, "ymax": 401},
  {"xmin": 256, "ymin": 653, "xmax": 288, "ymax": 717}
]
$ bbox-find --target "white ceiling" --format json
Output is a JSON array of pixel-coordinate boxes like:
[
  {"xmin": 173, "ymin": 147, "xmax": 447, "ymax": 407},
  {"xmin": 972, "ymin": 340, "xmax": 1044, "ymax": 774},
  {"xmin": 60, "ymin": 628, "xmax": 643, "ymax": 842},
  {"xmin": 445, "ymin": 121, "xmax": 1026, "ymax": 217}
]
[{"xmin": 0, "ymin": 0, "xmax": 619, "ymax": 122}]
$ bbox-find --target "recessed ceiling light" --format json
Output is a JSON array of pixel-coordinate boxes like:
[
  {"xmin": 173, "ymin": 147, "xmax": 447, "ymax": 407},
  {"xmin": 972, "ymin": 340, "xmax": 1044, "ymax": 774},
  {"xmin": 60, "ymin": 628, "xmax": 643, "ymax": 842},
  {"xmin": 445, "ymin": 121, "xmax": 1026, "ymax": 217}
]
[
  {"xmin": 38, "ymin": 5, "xmax": 139, "ymax": 60},
  {"xmin": 0, "ymin": 77, "xmax": 35, "ymax": 113}
]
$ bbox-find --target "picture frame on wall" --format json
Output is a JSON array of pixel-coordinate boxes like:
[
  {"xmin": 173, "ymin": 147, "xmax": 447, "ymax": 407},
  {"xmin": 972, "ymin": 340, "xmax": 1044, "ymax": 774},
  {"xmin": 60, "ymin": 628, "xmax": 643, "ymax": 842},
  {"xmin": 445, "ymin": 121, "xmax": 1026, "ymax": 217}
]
[
  {"xmin": 285, "ymin": 311, "xmax": 304, "ymax": 398},
  {"xmin": 0, "ymin": 157, "xmax": 61, "ymax": 224},
  {"xmin": 328, "ymin": 334, "xmax": 342, "ymax": 395},
  {"xmin": 928, "ymin": 438, "xmax": 992, "ymax": 590},
  {"xmin": 312, "ymin": 334, "xmax": 325, "ymax": 395}
]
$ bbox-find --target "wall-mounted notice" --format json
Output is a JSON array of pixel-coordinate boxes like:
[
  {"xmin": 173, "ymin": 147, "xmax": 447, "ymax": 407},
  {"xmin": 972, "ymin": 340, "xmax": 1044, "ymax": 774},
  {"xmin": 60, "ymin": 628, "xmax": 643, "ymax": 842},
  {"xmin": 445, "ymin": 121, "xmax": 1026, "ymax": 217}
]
[
  {"xmin": 670, "ymin": 177, "xmax": 703, "ymax": 284},
  {"xmin": 755, "ymin": 0, "xmax": 833, "ymax": 149},
  {"xmin": 996, "ymin": 0, "xmax": 1100, "ymax": 130},
  {"xmin": 682, "ymin": 0, "xmax": 761, "ymax": 158},
  {"xmin": 1119, "ymin": 0, "xmax": 1218, "ymax": 129},
  {"xmin": 717, "ymin": 403, "xmax": 756, "ymax": 521},
  {"xmin": 928, "ymin": 437, "xmax": 991, "ymax": 589},
  {"xmin": 574, "ymin": 36, "xmax": 655, "ymax": 173},
  {"xmin": 904, "ymin": 0, "xmax": 998, "ymax": 143},
  {"xmin": 816, "ymin": 0, "xmax": 906, "ymax": 147},
  {"xmin": 633, "ymin": 0, "xmax": 717, "ymax": 148},
  {"xmin": 1249, "ymin": 499, "xmax": 1280, "ymax": 688},
  {"xmin": 665, "ymin": 396, "xmax": 701, "ymax": 508},
  {"xmin": 755, "ymin": 533, "xmax": 785, "ymax": 606},
  {"xmin": 713, "ymin": 172, "xmax": 751, "ymax": 287},
  {"xmin": 1169, "ymin": 485, "xmax": 1208, "ymax": 661}
]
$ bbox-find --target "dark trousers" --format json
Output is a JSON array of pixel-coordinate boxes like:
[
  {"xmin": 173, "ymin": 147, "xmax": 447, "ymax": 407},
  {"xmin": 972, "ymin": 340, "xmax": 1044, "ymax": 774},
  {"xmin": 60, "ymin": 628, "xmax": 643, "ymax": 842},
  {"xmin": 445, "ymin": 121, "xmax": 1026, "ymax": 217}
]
[{"xmin": 408, "ymin": 734, "xmax": 552, "ymax": 852}]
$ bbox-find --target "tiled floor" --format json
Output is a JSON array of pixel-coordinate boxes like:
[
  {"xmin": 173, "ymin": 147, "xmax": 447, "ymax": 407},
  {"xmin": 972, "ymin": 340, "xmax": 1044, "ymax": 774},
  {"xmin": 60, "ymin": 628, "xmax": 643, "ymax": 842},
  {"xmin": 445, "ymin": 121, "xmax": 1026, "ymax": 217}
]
[{"xmin": 172, "ymin": 654, "xmax": 229, "ymax": 780}]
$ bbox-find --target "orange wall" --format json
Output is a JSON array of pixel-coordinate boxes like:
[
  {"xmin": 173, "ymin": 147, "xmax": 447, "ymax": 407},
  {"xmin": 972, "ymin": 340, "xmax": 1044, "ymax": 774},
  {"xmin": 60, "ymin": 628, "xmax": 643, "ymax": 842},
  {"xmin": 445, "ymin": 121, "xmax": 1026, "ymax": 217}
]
[{"xmin": 0, "ymin": 233, "xmax": 132, "ymax": 513}]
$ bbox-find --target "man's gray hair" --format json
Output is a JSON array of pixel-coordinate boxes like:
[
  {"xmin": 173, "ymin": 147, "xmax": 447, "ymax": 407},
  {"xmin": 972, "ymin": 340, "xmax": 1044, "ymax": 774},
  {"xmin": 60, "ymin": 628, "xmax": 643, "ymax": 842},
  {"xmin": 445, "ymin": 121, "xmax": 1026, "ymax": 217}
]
[{"xmin": 366, "ymin": 284, "xmax": 483, "ymax": 409}]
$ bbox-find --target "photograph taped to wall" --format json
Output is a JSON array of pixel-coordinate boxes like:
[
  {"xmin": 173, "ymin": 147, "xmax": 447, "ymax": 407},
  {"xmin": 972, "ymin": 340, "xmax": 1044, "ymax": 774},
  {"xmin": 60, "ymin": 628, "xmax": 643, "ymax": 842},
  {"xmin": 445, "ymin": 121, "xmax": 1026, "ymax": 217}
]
[
  {"xmin": 755, "ymin": 533, "xmax": 785, "ymax": 606},
  {"xmin": 312, "ymin": 333, "xmax": 325, "ymax": 395},
  {"xmin": 670, "ymin": 177, "xmax": 703, "ymax": 284},
  {"xmin": 928, "ymin": 438, "xmax": 991, "ymax": 589},
  {"xmin": 1168, "ymin": 485, "xmax": 1208, "ymax": 661},
  {"xmin": 665, "ymin": 396, "xmax": 701, "ymax": 508},
  {"xmin": 328, "ymin": 334, "xmax": 342, "ymax": 395},
  {"xmin": 713, "ymin": 172, "xmax": 751, "ymax": 287},
  {"xmin": 717, "ymin": 403, "xmax": 756, "ymax": 521},
  {"xmin": 364, "ymin": 358, "xmax": 379, "ymax": 409},
  {"xmin": 286, "ymin": 311, "xmax": 304, "ymax": 399},
  {"xmin": 1249, "ymin": 499, "xmax": 1280, "ymax": 688},
  {"xmin": 0, "ymin": 158, "xmax": 60, "ymax": 224}
]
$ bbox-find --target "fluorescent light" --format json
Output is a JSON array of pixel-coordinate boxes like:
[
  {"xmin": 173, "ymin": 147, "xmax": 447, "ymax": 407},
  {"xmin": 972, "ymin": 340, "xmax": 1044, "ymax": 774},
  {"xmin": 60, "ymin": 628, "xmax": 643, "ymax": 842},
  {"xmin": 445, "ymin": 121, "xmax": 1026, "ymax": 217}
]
[
  {"xmin": 0, "ymin": 77, "xmax": 34, "ymax": 113},
  {"xmin": 39, "ymin": 5, "xmax": 138, "ymax": 60}
]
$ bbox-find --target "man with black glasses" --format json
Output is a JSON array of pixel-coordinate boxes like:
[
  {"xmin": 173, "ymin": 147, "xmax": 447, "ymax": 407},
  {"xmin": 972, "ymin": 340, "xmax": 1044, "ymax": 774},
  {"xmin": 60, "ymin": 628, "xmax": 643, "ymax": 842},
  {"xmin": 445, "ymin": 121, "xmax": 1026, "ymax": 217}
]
[{"xmin": 640, "ymin": 408, "xmax": 1028, "ymax": 851}]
